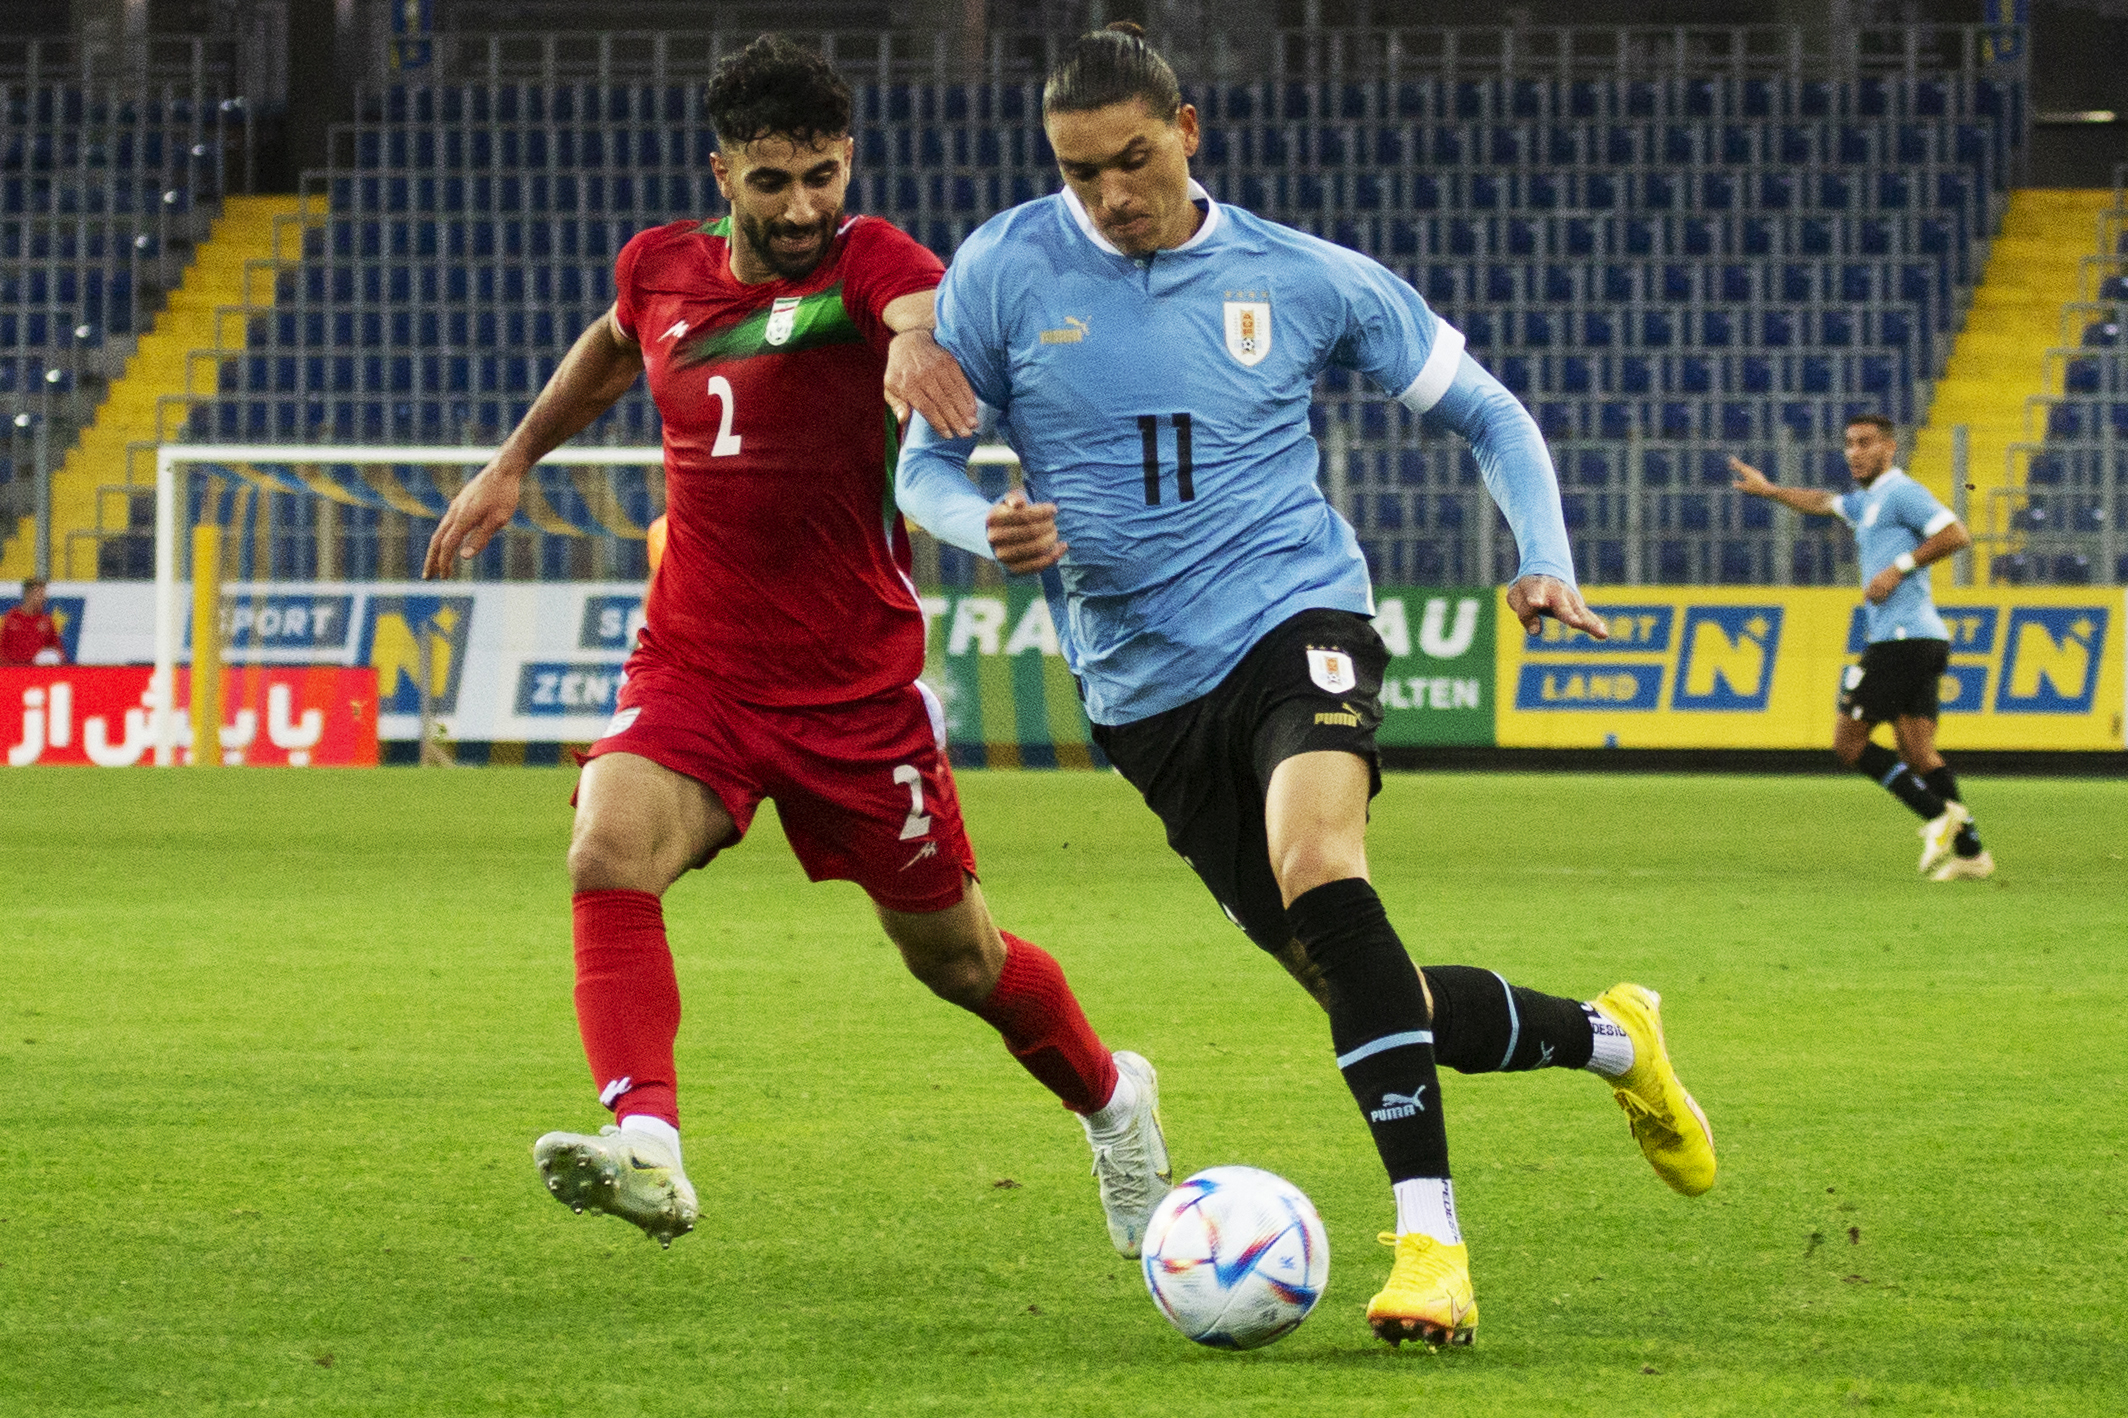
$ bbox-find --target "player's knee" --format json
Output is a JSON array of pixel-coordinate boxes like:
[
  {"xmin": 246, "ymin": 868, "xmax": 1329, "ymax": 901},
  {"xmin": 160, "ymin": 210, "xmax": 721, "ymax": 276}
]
[
  {"xmin": 1271, "ymin": 837, "xmax": 1367, "ymax": 905},
  {"xmin": 567, "ymin": 822, "xmax": 657, "ymax": 893},
  {"xmin": 901, "ymin": 942, "xmax": 994, "ymax": 1008}
]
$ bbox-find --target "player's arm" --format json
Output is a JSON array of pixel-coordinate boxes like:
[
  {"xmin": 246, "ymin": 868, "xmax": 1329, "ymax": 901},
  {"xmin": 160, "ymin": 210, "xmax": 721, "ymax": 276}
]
[
  {"xmin": 1420, "ymin": 352, "xmax": 1606, "ymax": 638},
  {"xmin": 892, "ymin": 245, "xmax": 1066, "ymax": 576},
  {"xmin": 897, "ymin": 410, "xmax": 1067, "ymax": 575},
  {"xmin": 1729, "ymin": 456, "xmax": 1839, "ymax": 517},
  {"xmin": 1865, "ymin": 499, "xmax": 1970, "ymax": 604},
  {"xmin": 423, "ymin": 306, "xmax": 643, "ymax": 577},
  {"xmin": 881, "ymin": 291, "xmax": 979, "ymax": 439}
]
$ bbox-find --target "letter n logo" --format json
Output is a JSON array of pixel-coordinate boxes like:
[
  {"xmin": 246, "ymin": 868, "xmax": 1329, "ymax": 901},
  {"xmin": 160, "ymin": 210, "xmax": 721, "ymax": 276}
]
[
  {"xmin": 1672, "ymin": 606, "xmax": 1782, "ymax": 711},
  {"xmin": 1996, "ymin": 607, "xmax": 2106, "ymax": 714},
  {"xmin": 357, "ymin": 596, "xmax": 475, "ymax": 714}
]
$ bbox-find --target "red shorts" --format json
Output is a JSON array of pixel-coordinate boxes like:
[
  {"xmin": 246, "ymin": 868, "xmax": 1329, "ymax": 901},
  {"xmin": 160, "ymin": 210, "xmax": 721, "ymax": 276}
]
[{"xmin": 583, "ymin": 654, "xmax": 977, "ymax": 914}]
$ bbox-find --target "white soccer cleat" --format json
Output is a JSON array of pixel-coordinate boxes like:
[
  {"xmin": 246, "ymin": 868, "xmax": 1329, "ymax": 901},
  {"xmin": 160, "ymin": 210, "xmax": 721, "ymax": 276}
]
[
  {"xmin": 1084, "ymin": 1051, "xmax": 1172, "ymax": 1258},
  {"xmin": 1930, "ymin": 849, "xmax": 1995, "ymax": 882},
  {"xmin": 533, "ymin": 1125, "xmax": 699, "ymax": 1249},
  {"xmin": 1917, "ymin": 801, "xmax": 1970, "ymax": 875}
]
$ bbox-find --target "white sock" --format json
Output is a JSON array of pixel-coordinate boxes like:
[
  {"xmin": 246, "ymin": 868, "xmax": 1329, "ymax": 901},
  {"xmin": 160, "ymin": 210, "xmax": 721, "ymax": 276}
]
[
  {"xmin": 1393, "ymin": 1178, "xmax": 1463, "ymax": 1245},
  {"xmin": 1080, "ymin": 1064, "xmax": 1140, "ymax": 1143},
  {"xmin": 619, "ymin": 1113, "xmax": 683, "ymax": 1167},
  {"xmin": 1582, "ymin": 1002, "xmax": 1635, "ymax": 1078}
]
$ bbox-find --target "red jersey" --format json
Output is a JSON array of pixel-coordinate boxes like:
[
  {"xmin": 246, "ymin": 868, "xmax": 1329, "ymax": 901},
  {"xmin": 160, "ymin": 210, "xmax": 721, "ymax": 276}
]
[
  {"xmin": 1, "ymin": 606, "xmax": 63, "ymax": 665},
  {"xmin": 615, "ymin": 214, "xmax": 944, "ymax": 706}
]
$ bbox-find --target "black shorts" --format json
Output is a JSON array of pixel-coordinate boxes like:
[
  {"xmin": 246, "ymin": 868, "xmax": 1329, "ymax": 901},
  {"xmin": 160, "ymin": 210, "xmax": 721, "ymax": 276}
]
[
  {"xmin": 1838, "ymin": 638, "xmax": 1951, "ymax": 724},
  {"xmin": 1091, "ymin": 607, "xmax": 1387, "ymax": 954}
]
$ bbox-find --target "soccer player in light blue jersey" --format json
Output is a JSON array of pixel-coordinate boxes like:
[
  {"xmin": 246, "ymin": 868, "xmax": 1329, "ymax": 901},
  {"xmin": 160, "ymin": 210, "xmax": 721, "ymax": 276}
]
[
  {"xmin": 890, "ymin": 23, "xmax": 1718, "ymax": 1348},
  {"xmin": 1733, "ymin": 414, "xmax": 1994, "ymax": 879}
]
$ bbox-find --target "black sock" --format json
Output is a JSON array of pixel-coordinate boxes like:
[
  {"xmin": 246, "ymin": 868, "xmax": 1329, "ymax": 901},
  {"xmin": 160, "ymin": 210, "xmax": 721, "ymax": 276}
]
[
  {"xmin": 1855, "ymin": 742, "xmax": 1946, "ymax": 820},
  {"xmin": 1422, "ymin": 965, "xmax": 1594, "ymax": 1073},
  {"xmin": 1289, "ymin": 878, "xmax": 1449, "ymax": 1184}
]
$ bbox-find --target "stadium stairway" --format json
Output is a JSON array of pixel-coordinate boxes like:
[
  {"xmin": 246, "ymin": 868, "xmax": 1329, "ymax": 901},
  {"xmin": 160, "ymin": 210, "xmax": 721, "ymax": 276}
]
[
  {"xmin": 0, "ymin": 195, "xmax": 302, "ymax": 580},
  {"xmin": 1908, "ymin": 189, "xmax": 2114, "ymax": 522}
]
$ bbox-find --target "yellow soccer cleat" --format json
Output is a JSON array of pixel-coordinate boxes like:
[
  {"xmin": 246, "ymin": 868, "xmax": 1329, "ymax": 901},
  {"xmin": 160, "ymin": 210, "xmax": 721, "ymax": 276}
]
[
  {"xmin": 1930, "ymin": 848, "xmax": 1995, "ymax": 882},
  {"xmin": 1592, "ymin": 983, "xmax": 1717, "ymax": 1197},
  {"xmin": 1918, "ymin": 801, "xmax": 1971, "ymax": 876},
  {"xmin": 1365, "ymin": 1232, "xmax": 1478, "ymax": 1348}
]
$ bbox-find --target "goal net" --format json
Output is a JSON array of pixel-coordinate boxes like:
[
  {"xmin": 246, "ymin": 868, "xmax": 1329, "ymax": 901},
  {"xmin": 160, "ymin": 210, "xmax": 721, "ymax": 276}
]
[{"xmin": 147, "ymin": 442, "xmax": 665, "ymax": 765}]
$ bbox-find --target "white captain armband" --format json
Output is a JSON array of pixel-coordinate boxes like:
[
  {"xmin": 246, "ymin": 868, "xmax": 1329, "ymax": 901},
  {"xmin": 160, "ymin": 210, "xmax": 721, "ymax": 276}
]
[{"xmin": 1394, "ymin": 325, "xmax": 1468, "ymax": 415}]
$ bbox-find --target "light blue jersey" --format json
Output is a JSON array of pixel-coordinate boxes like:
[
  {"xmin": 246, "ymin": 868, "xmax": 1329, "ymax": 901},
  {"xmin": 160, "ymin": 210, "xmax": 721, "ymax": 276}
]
[
  {"xmin": 1834, "ymin": 468, "xmax": 1956, "ymax": 644},
  {"xmin": 898, "ymin": 181, "xmax": 1575, "ymax": 725}
]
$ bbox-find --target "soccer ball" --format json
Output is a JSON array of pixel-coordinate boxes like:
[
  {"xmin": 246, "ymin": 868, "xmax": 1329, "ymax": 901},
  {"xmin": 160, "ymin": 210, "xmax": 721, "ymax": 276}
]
[{"xmin": 1140, "ymin": 1165, "xmax": 1329, "ymax": 1349}]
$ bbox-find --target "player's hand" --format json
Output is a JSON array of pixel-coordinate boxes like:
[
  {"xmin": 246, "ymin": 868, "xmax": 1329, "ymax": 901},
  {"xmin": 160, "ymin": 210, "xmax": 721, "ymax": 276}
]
[
  {"xmin": 1507, "ymin": 575, "xmax": 1607, "ymax": 639},
  {"xmin": 987, "ymin": 488, "xmax": 1067, "ymax": 575},
  {"xmin": 1729, "ymin": 455, "xmax": 1774, "ymax": 496},
  {"xmin": 423, "ymin": 458, "xmax": 524, "ymax": 578},
  {"xmin": 1865, "ymin": 566, "xmax": 1903, "ymax": 604},
  {"xmin": 885, "ymin": 328, "xmax": 979, "ymax": 439}
]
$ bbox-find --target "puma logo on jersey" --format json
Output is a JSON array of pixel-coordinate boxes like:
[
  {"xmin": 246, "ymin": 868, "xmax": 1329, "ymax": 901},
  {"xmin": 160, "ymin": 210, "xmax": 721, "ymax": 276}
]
[
  {"xmin": 1039, "ymin": 315, "xmax": 1089, "ymax": 345},
  {"xmin": 660, "ymin": 320, "xmax": 690, "ymax": 342}
]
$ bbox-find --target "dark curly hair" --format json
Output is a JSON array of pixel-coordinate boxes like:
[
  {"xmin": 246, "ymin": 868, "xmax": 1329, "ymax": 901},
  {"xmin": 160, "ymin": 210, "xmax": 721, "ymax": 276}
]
[
  {"xmin": 704, "ymin": 34, "xmax": 852, "ymax": 147},
  {"xmin": 1043, "ymin": 21, "xmax": 1182, "ymax": 121}
]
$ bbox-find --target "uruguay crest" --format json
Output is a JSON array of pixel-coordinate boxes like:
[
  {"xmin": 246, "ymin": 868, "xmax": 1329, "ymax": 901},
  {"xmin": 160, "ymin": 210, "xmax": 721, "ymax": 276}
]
[
  {"xmin": 1306, "ymin": 647, "xmax": 1357, "ymax": 694},
  {"xmin": 1223, "ymin": 300, "xmax": 1272, "ymax": 366},
  {"xmin": 764, "ymin": 296, "xmax": 802, "ymax": 346}
]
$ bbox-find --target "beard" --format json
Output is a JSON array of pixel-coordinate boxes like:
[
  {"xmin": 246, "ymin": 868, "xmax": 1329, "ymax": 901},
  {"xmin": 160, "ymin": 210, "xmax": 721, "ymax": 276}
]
[{"xmin": 736, "ymin": 206, "xmax": 841, "ymax": 280}]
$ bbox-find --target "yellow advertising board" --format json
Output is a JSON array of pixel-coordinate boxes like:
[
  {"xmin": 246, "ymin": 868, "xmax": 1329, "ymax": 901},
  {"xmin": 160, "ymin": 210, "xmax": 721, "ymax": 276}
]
[{"xmin": 1496, "ymin": 586, "xmax": 2124, "ymax": 751}]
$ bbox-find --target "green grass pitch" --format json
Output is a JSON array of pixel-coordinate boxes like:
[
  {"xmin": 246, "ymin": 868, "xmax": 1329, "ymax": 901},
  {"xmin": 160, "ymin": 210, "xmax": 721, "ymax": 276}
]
[{"xmin": 2, "ymin": 766, "xmax": 2124, "ymax": 1416}]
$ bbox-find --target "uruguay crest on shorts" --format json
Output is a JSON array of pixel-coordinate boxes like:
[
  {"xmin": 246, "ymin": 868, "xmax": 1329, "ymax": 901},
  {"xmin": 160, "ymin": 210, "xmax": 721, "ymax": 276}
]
[
  {"xmin": 1306, "ymin": 647, "xmax": 1356, "ymax": 693},
  {"xmin": 1223, "ymin": 300, "xmax": 1272, "ymax": 366},
  {"xmin": 765, "ymin": 296, "xmax": 802, "ymax": 346}
]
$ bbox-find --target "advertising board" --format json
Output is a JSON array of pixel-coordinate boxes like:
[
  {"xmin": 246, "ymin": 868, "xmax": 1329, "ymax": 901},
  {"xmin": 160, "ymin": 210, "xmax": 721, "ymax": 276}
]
[
  {"xmin": 2, "ymin": 665, "xmax": 379, "ymax": 766},
  {"xmin": 1496, "ymin": 586, "xmax": 2125, "ymax": 751}
]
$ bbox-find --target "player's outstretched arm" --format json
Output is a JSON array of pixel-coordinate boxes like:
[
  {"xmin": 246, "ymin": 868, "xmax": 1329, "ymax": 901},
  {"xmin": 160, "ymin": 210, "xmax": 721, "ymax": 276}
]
[
  {"xmin": 881, "ymin": 291, "xmax": 979, "ymax": 439},
  {"xmin": 423, "ymin": 307, "xmax": 644, "ymax": 578},
  {"xmin": 1729, "ymin": 456, "xmax": 1838, "ymax": 518},
  {"xmin": 1419, "ymin": 352, "xmax": 1596, "ymax": 627}
]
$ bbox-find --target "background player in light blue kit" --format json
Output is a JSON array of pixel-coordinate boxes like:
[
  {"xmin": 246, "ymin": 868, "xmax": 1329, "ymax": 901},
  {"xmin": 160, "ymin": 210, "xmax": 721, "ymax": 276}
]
[
  {"xmin": 1732, "ymin": 414, "xmax": 1995, "ymax": 881},
  {"xmin": 893, "ymin": 23, "xmax": 1719, "ymax": 1349}
]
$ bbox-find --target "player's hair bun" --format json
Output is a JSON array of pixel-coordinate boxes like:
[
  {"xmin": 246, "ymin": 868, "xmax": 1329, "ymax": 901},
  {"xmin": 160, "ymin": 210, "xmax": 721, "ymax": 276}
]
[{"xmin": 1046, "ymin": 21, "xmax": 1181, "ymax": 119}]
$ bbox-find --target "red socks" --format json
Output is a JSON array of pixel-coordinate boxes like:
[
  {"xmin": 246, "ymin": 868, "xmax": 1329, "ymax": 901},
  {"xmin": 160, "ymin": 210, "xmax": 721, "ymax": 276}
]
[
  {"xmin": 974, "ymin": 933, "xmax": 1119, "ymax": 1114},
  {"xmin": 570, "ymin": 899, "xmax": 1111, "ymax": 1125},
  {"xmin": 571, "ymin": 889, "xmax": 682, "ymax": 1129}
]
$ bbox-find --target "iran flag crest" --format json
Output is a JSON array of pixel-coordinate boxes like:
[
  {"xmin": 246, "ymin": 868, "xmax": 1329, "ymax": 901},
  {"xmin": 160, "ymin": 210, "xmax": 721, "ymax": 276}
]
[
  {"xmin": 765, "ymin": 296, "xmax": 802, "ymax": 346},
  {"xmin": 1306, "ymin": 647, "xmax": 1357, "ymax": 693},
  {"xmin": 1223, "ymin": 300, "xmax": 1272, "ymax": 366}
]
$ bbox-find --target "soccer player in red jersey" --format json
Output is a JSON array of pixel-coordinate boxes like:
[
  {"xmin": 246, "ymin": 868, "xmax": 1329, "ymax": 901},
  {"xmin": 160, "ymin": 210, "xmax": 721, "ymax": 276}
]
[
  {"xmin": 1, "ymin": 578, "xmax": 66, "ymax": 666},
  {"xmin": 423, "ymin": 36, "xmax": 1169, "ymax": 1253}
]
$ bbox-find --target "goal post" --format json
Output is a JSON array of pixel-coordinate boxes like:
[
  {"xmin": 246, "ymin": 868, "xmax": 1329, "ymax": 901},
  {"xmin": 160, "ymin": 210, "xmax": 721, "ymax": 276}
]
[
  {"xmin": 145, "ymin": 439, "xmax": 1024, "ymax": 766},
  {"xmin": 149, "ymin": 442, "xmax": 667, "ymax": 765}
]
